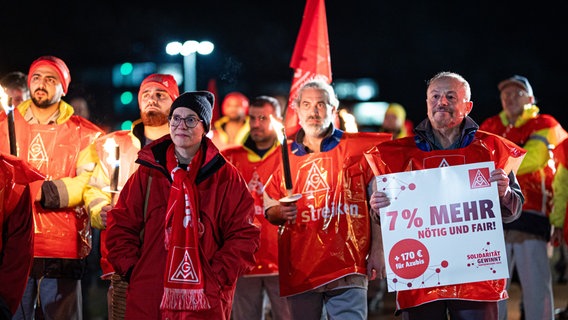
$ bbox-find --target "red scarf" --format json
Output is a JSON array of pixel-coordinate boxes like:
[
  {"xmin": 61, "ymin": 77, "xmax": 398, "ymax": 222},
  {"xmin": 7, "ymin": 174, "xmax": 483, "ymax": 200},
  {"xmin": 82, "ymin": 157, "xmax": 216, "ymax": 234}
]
[{"xmin": 160, "ymin": 144, "xmax": 210, "ymax": 311}]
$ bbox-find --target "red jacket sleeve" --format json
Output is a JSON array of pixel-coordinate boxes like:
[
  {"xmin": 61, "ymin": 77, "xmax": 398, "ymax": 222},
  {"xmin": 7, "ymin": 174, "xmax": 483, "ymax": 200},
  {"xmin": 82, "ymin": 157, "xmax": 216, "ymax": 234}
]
[{"xmin": 0, "ymin": 184, "xmax": 34, "ymax": 315}]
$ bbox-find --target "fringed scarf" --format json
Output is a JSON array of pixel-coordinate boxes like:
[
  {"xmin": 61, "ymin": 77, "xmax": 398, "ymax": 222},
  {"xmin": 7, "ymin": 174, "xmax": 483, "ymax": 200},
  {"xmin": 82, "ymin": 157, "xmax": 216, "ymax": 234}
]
[{"xmin": 160, "ymin": 144, "xmax": 210, "ymax": 311}]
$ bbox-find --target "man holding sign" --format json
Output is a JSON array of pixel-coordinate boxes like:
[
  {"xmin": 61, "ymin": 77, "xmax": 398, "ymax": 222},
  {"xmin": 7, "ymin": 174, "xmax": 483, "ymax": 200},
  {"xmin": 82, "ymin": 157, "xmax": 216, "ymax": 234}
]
[{"xmin": 366, "ymin": 72, "xmax": 525, "ymax": 319}]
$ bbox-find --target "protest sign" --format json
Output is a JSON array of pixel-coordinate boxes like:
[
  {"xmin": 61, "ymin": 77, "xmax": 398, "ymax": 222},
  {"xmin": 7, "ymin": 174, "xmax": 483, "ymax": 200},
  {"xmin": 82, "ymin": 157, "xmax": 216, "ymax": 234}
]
[{"xmin": 376, "ymin": 161, "xmax": 508, "ymax": 292}]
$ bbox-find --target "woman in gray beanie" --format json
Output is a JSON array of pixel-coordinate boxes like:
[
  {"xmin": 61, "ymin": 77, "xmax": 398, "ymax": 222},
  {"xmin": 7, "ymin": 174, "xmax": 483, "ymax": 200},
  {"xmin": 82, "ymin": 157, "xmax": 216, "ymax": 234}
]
[{"xmin": 107, "ymin": 91, "xmax": 260, "ymax": 319}]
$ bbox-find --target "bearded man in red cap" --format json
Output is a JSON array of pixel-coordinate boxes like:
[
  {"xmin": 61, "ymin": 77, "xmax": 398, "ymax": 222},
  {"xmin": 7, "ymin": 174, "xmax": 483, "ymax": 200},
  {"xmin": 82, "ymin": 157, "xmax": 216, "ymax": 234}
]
[
  {"xmin": 84, "ymin": 73, "xmax": 180, "ymax": 319},
  {"xmin": 0, "ymin": 55, "xmax": 105, "ymax": 319}
]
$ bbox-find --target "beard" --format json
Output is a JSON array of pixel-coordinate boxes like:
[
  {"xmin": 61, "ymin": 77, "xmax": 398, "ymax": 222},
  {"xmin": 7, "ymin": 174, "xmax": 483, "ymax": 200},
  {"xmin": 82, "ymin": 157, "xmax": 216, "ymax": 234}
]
[
  {"xmin": 141, "ymin": 110, "xmax": 169, "ymax": 127},
  {"xmin": 301, "ymin": 115, "xmax": 332, "ymax": 137},
  {"xmin": 31, "ymin": 90, "xmax": 55, "ymax": 109}
]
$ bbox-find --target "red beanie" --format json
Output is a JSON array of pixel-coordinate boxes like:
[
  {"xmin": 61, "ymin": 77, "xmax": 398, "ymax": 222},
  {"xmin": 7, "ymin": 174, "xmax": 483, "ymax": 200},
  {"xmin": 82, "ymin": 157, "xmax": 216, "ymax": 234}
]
[
  {"xmin": 28, "ymin": 56, "xmax": 71, "ymax": 94},
  {"xmin": 138, "ymin": 74, "xmax": 180, "ymax": 105}
]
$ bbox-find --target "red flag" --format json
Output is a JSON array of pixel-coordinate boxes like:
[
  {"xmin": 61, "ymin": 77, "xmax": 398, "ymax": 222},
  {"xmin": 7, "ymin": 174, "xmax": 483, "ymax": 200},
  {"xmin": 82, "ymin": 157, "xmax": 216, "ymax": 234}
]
[{"xmin": 285, "ymin": 0, "xmax": 332, "ymax": 137}]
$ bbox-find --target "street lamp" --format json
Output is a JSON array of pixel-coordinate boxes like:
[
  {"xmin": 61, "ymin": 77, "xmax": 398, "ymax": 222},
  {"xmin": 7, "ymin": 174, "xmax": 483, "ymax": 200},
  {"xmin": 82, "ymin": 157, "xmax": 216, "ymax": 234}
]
[{"xmin": 165, "ymin": 40, "xmax": 214, "ymax": 92}]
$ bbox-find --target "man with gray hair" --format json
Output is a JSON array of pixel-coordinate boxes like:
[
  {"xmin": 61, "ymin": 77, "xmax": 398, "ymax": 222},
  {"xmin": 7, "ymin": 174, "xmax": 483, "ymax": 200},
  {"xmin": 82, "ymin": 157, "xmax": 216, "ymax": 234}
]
[{"xmin": 264, "ymin": 79, "xmax": 390, "ymax": 319}]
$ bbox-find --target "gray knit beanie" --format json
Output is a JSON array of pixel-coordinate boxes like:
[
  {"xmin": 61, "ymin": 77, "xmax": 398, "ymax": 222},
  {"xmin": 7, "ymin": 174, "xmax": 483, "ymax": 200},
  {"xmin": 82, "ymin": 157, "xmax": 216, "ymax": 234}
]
[{"xmin": 169, "ymin": 91, "xmax": 214, "ymax": 132}]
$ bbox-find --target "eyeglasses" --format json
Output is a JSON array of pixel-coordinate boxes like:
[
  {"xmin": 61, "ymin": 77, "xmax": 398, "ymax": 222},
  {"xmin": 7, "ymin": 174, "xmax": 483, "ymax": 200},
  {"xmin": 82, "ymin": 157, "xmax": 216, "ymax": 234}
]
[{"xmin": 169, "ymin": 115, "xmax": 203, "ymax": 128}]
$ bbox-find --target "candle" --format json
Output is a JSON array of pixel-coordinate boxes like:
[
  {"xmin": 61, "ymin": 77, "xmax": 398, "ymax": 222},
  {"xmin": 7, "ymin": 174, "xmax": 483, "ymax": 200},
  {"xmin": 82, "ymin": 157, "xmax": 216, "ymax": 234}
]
[
  {"xmin": 103, "ymin": 138, "xmax": 121, "ymax": 201},
  {"xmin": 281, "ymin": 128, "xmax": 293, "ymax": 193},
  {"xmin": 110, "ymin": 145, "xmax": 120, "ymax": 192}
]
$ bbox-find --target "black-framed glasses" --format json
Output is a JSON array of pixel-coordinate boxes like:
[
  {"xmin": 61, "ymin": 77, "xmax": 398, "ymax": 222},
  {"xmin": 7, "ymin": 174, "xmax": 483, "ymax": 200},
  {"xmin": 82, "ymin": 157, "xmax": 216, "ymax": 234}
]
[{"xmin": 169, "ymin": 115, "xmax": 203, "ymax": 128}]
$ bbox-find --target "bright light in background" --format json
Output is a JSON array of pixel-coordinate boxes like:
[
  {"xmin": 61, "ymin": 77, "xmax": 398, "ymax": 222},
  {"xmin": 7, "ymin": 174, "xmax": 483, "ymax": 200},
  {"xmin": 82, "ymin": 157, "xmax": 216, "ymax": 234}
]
[
  {"xmin": 356, "ymin": 79, "xmax": 377, "ymax": 101},
  {"xmin": 334, "ymin": 82, "xmax": 358, "ymax": 100},
  {"xmin": 166, "ymin": 40, "xmax": 215, "ymax": 92},
  {"xmin": 0, "ymin": 87, "xmax": 8, "ymax": 111},
  {"xmin": 197, "ymin": 41, "xmax": 214, "ymax": 55},
  {"xmin": 121, "ymin": 120, "xmax": 133, "ymax": 131},
  {"xmin": 352, "ymin": 101, "xmax": 389, "ymax": 126},
  {"xmin": 166, "ymin": 40, "xmax": 215, "ymax": 56},
  {"xmin": 165, "ymin": 42, "xmax": 183, "ymax": 55},
  {"xmin": 181, "ymin": 41, "xmax": 199, "ymax": 55},
  {"xmin": 120, "ymin": 91, "xmax": 134, "ymax": 105},
  {"xmin": 334, "ymin": 78, "xmax": 379, "ymax": 101},
  {"xmin": 120, "ymin": 63, "xmax": 133, "ymax": 76}
]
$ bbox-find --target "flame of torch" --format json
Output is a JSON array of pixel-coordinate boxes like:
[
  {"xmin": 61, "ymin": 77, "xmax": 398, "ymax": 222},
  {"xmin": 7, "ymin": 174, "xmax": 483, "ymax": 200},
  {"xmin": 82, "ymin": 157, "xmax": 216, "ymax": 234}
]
[
  {"xmin": 339, "ymin": 109, "xmax": 358, "ymax": 133},
  {"xmin": 270, "ymin": 115, "xmax": 294, "ymax": 195},
  {"xmin": 0, "ymin": 87, "xmax": 17, "ymax": 156},
  {"xmin": 103, "ymin": 138, "xmax": 120, "ymax": 194}
]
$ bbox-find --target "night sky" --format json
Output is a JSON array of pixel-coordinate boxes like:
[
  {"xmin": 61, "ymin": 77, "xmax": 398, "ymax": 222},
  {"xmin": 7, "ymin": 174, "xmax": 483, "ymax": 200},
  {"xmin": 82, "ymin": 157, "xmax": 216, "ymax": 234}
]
[{"xmin": 2, "ymin": 0, "xmax": 567, "ymax": 128}]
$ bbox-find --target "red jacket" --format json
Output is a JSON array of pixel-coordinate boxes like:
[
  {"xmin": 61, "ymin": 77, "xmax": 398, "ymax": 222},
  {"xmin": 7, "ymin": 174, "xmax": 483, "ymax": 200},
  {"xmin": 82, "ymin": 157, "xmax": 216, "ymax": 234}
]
[
  {"xmin": 0, "ymin": 154, "xmax": 44, "ymax": 315},
  {"xmin": 480, "ymin": 112, "xmax": 567, "ymax": 215},
  {"xmin": 106, "ymin": 136, "xmax": 260, "ymax": 319}
]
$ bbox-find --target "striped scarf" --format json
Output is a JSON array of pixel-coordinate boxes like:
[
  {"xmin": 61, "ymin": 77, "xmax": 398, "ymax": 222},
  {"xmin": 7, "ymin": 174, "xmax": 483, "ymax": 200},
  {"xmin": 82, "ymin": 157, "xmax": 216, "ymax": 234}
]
[{"xmin": 161, "ymin": 144, "xmax": 210, "ymax": 311}]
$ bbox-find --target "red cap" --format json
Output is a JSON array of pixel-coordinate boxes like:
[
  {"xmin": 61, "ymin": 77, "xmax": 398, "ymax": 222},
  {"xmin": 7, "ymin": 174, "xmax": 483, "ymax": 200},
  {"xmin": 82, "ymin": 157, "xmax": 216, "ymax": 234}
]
[
  {"xmin": 138, "ymin": 74, "xmax": 180, "ymax": 105},
  {"xmin": 28, "ymin": 56, "xmax": 71, "ymax": 94}
]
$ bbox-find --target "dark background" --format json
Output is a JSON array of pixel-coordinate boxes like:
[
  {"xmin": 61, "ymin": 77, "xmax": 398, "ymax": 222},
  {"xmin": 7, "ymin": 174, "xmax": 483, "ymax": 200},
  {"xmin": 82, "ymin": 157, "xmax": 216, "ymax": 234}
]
[{"xmin": 2, "ymin": 1, "xmax": 567, "ymax": 129}]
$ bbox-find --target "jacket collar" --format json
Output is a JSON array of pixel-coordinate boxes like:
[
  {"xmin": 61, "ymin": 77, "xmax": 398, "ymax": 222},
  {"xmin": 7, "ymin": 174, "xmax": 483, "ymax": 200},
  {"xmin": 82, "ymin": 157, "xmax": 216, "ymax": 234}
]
[
  {"xmin": 414, "ymin": 116, "xmax": 479, "ymax": 151},
  {"xmin": 137, "ymin": 136, "xmax": 226, "ymax": 184},
  {"xmin": 18, "ymin": 99, "xmax": 74, "ymax": 124},
  {"xmin": 292, "ymin": 125, "xmax": 343, "ymax": 155}
]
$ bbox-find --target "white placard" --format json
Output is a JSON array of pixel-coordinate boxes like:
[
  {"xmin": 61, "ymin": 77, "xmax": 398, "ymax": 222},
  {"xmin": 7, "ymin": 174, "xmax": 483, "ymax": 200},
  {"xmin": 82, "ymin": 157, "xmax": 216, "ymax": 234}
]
[{"xmin": 377, "ymin": 161, "xmax": 509, "ymax": 292}]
